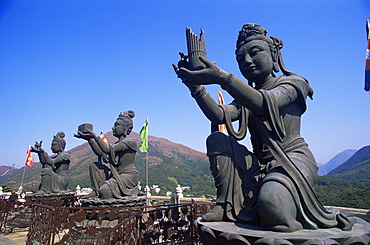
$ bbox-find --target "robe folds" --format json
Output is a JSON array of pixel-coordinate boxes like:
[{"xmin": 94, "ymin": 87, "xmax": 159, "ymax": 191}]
[{"xmin": 206, "ymin": 75, "xmax": 352, "ymax": 230}]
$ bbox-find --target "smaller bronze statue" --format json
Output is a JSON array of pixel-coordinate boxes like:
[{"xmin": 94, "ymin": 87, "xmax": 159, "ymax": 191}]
[
  {"xmin": 74, "ymin": 111, "xmax": 139, "ymax": 200},
  {"xmin": 31, "ymin": 131, "xmax": 70, "ymax": 194}
]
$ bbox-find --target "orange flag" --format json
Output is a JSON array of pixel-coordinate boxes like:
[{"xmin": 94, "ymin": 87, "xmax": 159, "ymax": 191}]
[
  {"xmin": 217, "ymin": 90, "xmax": 227, "ymax": 134},
  {"xmin": 100, "ymin": 131, "xmax": 109, "ymax": 145},
  {"xmin": 25, "ymin": 145, "xmax": 34, "ymax": 167}
]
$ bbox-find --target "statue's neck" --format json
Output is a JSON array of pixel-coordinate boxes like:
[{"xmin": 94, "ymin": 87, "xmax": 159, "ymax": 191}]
[{"xmin": 118, "ymin": 135, "xmax": 127, "ymax": 141}]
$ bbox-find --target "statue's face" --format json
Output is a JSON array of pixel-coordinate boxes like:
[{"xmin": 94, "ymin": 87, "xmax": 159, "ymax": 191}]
[
  {"xmin": 236, "ymin": 40, "xmax": 273, "ymax": 84},
  {"xmin": 51, "ymin": 141, "xmax": 61, "ymax": 153},
  {"xmin": 112, "ymin": 119, "xmax": 126, "ymax": 137}
]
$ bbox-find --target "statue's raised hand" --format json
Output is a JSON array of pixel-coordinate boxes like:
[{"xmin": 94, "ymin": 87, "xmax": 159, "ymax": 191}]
[
  {"xmin": 174, "ymin": 57, "xmax": 227, "ymax": 86},
  {"xmin": 74, "ymin": 129, "xmax": 96, "ymax": 140},
  {"xmin": 31, "ymin": 141, "xmax": 44, "ymax": 153}
]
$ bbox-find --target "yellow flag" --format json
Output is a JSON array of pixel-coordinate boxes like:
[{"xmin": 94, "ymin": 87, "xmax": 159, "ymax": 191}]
[{"xmin": 217, "ymin": 90, "xmax": 227, "ymax": 134}]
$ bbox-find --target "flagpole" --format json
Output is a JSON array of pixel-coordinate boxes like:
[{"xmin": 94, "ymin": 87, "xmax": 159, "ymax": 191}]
[
  {"xmin": 21, "ymin": 145, "xmax": 33, "ymax": 194},
  {"xmin": 146, "ymin": 151, "xmax": 149, "ymax": 188},
  {"xmin": 19, "ymin": 165, "xmax": 26, "ymax": 193},
  {"xmin": 139, "ymin": 118, "xmax": 150, "ymax": 199}
]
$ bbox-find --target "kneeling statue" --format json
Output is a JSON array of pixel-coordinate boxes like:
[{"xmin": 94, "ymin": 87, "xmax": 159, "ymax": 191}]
[
  {"xmin": 75, "ymin": 110, "xmax": 139, "ymax": 200},
  {"xmin": 31, "ymin": 131, "xmax": 70, "ymax": 194},
  {"xmin": 173, "ymin": 23, "xmax": 352, "ymax": 232}
]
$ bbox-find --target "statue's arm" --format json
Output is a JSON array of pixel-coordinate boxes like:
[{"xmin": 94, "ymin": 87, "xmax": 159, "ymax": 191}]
[
  {"xmin": 222, "ymin": 76, "xmax": 266, "ymax": 115},
  {"xmin": 190, "ymin": 85, "xmax": 239, "ymax": 124},
  {"xmin": 95, "ymin": 136, "xmax": 110, "ymax": 154},
  {"xmin": 174, "ymin": 58, "xmax": 265, "ymax": 115},
  {"xmin": 39, "ymin": 152, "xmax": 64, "ymax": 170},
  {"xmin": 37, "ymin": 151, "xmax": 47, "ymax": 165},
  {"xmin": 88, "ymin": 138, "xmax": 104, "ymax": 156}
]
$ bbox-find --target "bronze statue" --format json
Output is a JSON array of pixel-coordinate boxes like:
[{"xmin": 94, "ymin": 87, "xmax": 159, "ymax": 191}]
[
  {"xmin": 74, "ymin": 111, "xmax": 139, "ymax": 200},
  {"xmin": 31, "ymin": 131, "xmax": 70, "ymax": 194},
  {"xmin": 173, "ymin": 24, "xmax": 352, "ymax": 232}
]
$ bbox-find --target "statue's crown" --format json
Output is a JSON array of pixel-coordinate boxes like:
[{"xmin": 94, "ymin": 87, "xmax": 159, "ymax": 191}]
[
  {"xmin": 236, "ymin": 23, "xmax": 270, "ymax": 50},
  {"xmin": 239, "ymin": 23, "xmax": 267, "ymax": 38}
]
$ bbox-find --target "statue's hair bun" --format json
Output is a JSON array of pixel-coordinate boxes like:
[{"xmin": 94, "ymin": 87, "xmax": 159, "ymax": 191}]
[
  {"xmin": 57, "ymin": 131, "xmax": 65, "ymax": 138},
  {"xmin": 127, "ymin": 110, "xmax": 135, "ymax": 118}
]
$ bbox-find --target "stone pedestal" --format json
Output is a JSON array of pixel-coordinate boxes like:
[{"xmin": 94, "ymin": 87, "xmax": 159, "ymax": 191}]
[
  {"xmin": 30, "ymin": 191, "xmax": 76, "ymax": 197},
  {"xmin": 80, "ymin": 195, "xmax": 147, "ymax": 209},
  {"xmin": 79, "ymin": 196, "xmax": 147, "ymax": 219},
  {"xmin": 65, "ymin": 196, "xmax": 147, "ymax": 244},
  {"xmin": 195, "ymin": 217, "xmax": 370, "ymax": 245}
]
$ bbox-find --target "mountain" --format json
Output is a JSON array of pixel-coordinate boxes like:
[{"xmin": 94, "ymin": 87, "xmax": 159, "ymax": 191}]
[
  {"xmin": 318, "ymin": 149, "xmax": 357, "ymax": 176},
  {"xmin": 0, "ymin": 165, "xmax": 16, "ymax": 177},
  {"xmin": 327, "ymin": 145, "xmax": 370, "ymax": 182},
  {"xmin": 0, "ymin": 132, "xmax": 215, "ymax": 197}
]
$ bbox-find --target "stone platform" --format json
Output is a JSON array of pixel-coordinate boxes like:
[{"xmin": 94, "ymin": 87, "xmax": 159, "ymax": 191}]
[
  {"xmin": 80, "ymin": 195, "xmax": 147, "ymax": 208},
  {"xmin": 28, "ymin": 191, "xmax": 76, "ymax": 197},
  {"xmin": 195, "ymin": 217, "xmax": 370, "ymax": 245}
]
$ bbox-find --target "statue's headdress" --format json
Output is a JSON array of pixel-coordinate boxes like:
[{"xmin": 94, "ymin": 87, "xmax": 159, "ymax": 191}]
[{"xmin": 53, "ymin": 131, "xmax": 66, "ymax": 149}]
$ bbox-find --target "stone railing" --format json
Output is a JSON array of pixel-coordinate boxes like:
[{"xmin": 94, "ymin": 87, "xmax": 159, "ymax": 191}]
[{"xmin": 325, "ymin": 205, "xmax": 370, "ymax": 222}]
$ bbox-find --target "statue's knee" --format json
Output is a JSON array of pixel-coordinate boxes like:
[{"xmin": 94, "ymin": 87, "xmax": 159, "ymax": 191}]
[
  {"xmin": 41, "ymin": 168, "xmax": 52, "ymax": 175},
  {"xmin": 206, "ymin": 132, "xmax": 232, "ymax": 156},
  {"xmin": 258, "ymin": 181, "xmax": 298, "ymax": 226},
  {"xmin": 258, "ymin": 181, "xmax": 288, "ymax": 206},
  {"xmin": 99, "ymin": 184, "xmax": 113, "ymax": 199}
]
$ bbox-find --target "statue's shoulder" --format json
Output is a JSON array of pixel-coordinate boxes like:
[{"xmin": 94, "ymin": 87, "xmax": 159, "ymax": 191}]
[
  {"xmin": 276, "ymin": 75, "xmax": 312, "ymax": 98},
  {"xmin": 121, "ymin": 137, "xmax": 138, "ymax": 151},
  {"xmin": 58, "ymin": 152, "xmax": 70, "ymax": 161},
  {"xmin": 277, "ymin": 75, "xmax": 306, "ymax": 86}
]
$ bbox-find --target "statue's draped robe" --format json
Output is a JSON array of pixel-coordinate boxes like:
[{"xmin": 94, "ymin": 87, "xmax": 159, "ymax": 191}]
[
  {"xmin": 103, "ymin": 137, "xmax": 139, "ymax": 198},
  {"xmin": 207, "ymin": 75, "xmax": 351, "ymax": 230},
  {"xmin": 40, "ymin": 152, "xmax": 70, "ymax": 193}
]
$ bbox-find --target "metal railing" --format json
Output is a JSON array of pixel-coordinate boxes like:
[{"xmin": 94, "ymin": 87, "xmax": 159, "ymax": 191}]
[
  {"xmin": 26, "ymin": 201, "xmax": 216, "ymax": 245},
  {"xmin": 95, "ymin": 202, "xmax": 215, "ymax": 245},
  {"xmin": 0, "ymin": 195, "xmax": 77, "ymax": 234}
]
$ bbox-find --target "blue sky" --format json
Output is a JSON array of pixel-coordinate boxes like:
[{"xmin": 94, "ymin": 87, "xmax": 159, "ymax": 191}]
[{"xmin": 0, "ymin": 0, "xmax": 369, "ymax": 168}]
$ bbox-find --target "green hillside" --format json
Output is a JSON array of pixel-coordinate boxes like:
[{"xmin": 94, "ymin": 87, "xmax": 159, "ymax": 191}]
[{"xmin": 315, "ymin": 176, "xmax": 370, "ymax": 209}]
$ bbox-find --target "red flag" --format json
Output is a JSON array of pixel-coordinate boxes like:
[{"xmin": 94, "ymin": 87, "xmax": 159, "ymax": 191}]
[
  {"xmin": 217, "ymin": 90, "xmax": 227, "ymax": 134},
  {"xmin": 100, "ymin": 131, "xmax": 108, "ymax": 145},
  {"xmin": 25, "ymin": 145, "xmax": 34, "ymax": 167}
]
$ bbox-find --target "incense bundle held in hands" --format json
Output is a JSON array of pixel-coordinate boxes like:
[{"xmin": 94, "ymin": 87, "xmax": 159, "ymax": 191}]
[{"xmin": 186, "ymin": 27, "xmax": 207, "ymax": 70}]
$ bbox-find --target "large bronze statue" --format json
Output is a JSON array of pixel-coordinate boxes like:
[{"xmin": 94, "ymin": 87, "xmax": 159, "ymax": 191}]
[
  {"xmin": 31, "ymin": 131, "xmax": 70, "ymax": 194},
  {"xmin": 75, "ymin": 110, "xmax": 139, "ymax": 200},
  {"xmin": 173, "ymin": 24, "xmax": 352, "ymax": 232}
]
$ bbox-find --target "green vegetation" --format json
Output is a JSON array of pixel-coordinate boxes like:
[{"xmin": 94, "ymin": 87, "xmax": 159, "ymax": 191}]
[
  {"xmin": 315, "ymin": 176, "xmax": 370, "ymax": 209},
  {"xmin": 1, "ymin": 184, "xmax": 12, "ymax": 192},
  {"xmin": 135, "ymin": 150, "xmax": 216, "ymax": 198}
]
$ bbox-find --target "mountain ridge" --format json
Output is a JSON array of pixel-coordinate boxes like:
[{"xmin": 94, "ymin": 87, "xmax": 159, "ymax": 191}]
[
  {"xmin": 327, "ymin": 145, "xmax": 370, "ymax": 182},
  {"xmin": 318, "ymin": 149, "xmax": 357, "ymax": 176}
]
